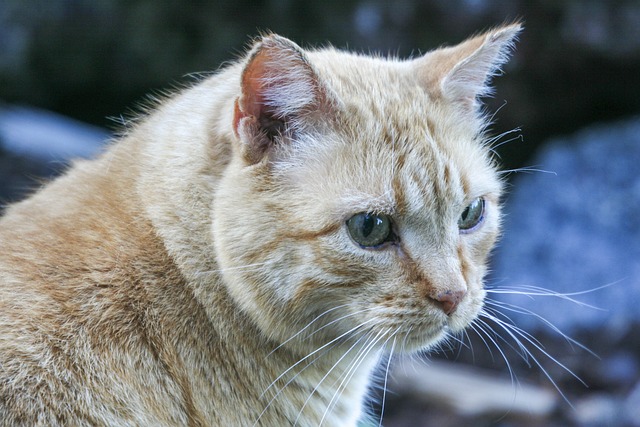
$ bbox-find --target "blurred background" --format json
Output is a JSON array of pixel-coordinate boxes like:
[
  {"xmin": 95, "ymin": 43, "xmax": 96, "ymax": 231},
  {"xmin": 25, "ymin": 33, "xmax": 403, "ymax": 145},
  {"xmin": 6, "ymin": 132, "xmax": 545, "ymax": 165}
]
[{"xmin": 1, "ymin": 0, "xmax": 639, "ymax": 426}]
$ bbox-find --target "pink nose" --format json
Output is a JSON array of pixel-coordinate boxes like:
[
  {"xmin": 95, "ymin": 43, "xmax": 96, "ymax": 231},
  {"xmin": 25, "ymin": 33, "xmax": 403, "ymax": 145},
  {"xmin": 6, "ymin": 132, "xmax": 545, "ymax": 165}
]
[{"xmin": 429, "ymin": 290, "xmax": 466, "ymax": 315}]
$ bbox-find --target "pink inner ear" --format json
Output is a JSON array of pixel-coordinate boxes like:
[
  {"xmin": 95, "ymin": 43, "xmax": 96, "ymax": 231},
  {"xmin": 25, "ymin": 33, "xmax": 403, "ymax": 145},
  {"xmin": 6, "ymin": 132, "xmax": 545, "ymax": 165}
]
[
  {"xmin": 233, "ymin": 49, "xmax": 271, "ymax": 139},
  {"xmin": 232, "ymin": 35, "xmax": 326, "ymax": 163},
  {"xmin": 239, "ymin": 49, "xmax": 271, "ymax": 120},
  {"xmin": 232, "ymin": 46, "xmax": 275, "ymax": 143},
  {"xmin": 232, "ymin": 98, "xmax": 243, "ymax": 138}
]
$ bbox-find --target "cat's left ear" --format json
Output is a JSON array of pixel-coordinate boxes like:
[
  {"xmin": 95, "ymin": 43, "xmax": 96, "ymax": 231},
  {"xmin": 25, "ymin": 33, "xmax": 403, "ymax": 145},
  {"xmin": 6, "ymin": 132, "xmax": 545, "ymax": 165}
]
[
  {"xmin": 233, "ymin": 34, "xmax": 326, "ymax": 165},
  {"xmin": 415, "ymin": 23, "xmax": 522, "ymax": 118}
]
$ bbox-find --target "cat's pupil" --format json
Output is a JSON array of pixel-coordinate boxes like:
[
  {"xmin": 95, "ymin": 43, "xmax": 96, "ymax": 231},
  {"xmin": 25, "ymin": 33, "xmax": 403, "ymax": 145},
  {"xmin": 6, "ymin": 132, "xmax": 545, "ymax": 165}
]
[
  {"xmin": 346, "ymin": 213, "xmax": 392, "ymax": 248},
  {"xmin": 361, "ymin": 215, "xmax": 377, "ymax": 237},
  {"xmin": 461, "ymin": 207, "xmax": 470, "ymax": 222}
]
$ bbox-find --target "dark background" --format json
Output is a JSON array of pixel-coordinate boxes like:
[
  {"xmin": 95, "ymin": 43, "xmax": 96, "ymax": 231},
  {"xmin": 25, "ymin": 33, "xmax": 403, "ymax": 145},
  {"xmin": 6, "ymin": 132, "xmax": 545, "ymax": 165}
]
[
  {"xmin": 2, "ymin": 0, "xmax": 640, "ymax": 173},
  {"xmin": 2, "ymin": 1, "xmax": 640, "ymax": 426}
]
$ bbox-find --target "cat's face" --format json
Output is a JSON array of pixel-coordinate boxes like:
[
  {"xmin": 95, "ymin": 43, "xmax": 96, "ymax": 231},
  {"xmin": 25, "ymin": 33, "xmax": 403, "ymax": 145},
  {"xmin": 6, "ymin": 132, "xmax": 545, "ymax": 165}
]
[{"xmin": 213, "ymin": 26, "xmax": 518, "ymax": 354}]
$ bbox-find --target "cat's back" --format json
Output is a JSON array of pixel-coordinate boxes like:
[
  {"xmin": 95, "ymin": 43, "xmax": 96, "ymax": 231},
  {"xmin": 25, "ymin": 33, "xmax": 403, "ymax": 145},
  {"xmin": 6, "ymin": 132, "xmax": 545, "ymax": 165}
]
[
  {"xmin": 0, "ymin": 62, "xmax": 263, "ymax": 425},
  {"xmin": 0, "ymin": 152, "xmax": 175, "ymax": 424}
]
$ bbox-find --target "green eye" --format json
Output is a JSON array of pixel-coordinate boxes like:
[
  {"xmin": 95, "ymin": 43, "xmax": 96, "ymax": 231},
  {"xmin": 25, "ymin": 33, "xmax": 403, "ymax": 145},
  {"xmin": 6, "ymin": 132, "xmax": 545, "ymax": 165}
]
[
  {"xmin": 346, "ymin": 213, "xmax": 393, "ymax": 248},
  {"xmin": 458, "ymin": 197, "xmax": 485, "ymax": 232}
]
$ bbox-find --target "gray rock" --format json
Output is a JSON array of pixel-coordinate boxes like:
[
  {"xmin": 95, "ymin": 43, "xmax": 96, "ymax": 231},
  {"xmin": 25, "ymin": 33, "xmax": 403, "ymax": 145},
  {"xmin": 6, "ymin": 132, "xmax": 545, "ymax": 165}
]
[
  {"xmin": 0, "ymin": 106, "xmax": 108, "ymax": 162},
  {"xmin": 571, "ymin": 393, "xmax": 623, "ymax": 426},
  {"xmin": 0, "ymin": 106, "xmax": 108, "ymax": 209},
  {"xmin": 624, "ymin": 381, "xmax": 640, "ymax": 426},
  {"xmin": 389, "ymin": 359, "xmax": 557, "ymax": 419},
  {"xmin": 492, "ymin": 117, "xmax": 640, "ymax": 335}
]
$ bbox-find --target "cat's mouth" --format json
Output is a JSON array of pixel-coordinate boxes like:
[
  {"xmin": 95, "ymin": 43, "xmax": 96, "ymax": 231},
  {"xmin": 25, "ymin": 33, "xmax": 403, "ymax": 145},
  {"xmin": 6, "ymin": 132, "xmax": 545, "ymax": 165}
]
[{"xmin": 384, "ymin": 303, "xmax": 481, "ymax": 353}]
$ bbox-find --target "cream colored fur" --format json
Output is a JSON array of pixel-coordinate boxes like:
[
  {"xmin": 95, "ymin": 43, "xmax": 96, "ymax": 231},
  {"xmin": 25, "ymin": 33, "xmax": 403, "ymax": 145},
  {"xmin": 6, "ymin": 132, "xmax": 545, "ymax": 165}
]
[{"xmin": 0, "ymin": 24, "xmax": 520, "ymax": 426}]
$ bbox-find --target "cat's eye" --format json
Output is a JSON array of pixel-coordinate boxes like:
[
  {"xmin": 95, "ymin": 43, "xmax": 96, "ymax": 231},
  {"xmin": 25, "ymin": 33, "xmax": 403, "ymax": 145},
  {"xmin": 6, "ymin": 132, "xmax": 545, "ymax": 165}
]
[
  {"xmin": 458, "ymin": 197, "xmax": 485, "ymax": 232},
  {"xmin": 346, "ymin": 213, "xmax": 393, "ymax": 248}
]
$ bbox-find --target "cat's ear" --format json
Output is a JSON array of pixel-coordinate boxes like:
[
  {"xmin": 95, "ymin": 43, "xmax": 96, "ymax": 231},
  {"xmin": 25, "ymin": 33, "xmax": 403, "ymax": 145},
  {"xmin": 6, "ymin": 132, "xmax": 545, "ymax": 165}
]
[
  {"xmin": 233, "ymin": 34, "xmax": 324, "ymax": 165},
  {"xmin": 415, "ymin": 23, "xmax": 522, "ymax": 118}
]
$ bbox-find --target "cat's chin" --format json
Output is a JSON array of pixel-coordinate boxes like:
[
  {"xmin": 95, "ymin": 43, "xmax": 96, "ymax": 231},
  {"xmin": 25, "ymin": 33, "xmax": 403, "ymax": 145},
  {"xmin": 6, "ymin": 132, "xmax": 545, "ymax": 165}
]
[
  {"xmin": 396, "ymin": 311, "xmax": 480, "ymax": 354},
  {"xmin": 397, "ymin": 327, "xmax": 449, "ymax": 354}
]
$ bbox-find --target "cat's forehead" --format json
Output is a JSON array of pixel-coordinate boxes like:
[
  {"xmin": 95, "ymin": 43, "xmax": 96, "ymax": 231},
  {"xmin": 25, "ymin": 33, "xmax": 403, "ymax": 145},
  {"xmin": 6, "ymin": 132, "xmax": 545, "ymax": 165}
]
[
  {"xmin": 312, "ymin": 51, "xmax": 426, "ymax": 114},
  {"xmin": 309, "ymin": 50, "xmax": 479, "ymax": 149},
  {"xmin": 277, "ymin": 50, "xmax": 501, "ymax": 219},
  {"xmin": 283, "ymin": 114, "xmax": 499, "ymax": 224}
]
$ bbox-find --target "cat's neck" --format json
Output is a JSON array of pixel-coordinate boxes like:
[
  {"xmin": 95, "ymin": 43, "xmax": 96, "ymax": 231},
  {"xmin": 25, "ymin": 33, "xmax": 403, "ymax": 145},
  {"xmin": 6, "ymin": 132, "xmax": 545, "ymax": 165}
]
[
  {"xmin": 132, "ymin": 74, "xmax": 235, "ymax": 276},
  {"xmin": 140, "ymin": 233, "xmax": 378, "ymax": 425}
]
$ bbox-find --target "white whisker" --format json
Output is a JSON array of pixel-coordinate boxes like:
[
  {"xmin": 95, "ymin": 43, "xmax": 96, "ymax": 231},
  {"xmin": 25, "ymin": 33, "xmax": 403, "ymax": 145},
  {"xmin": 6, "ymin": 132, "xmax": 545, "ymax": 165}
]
[
  {"xmin": 470, "ymin": 317, "xmax": 518, "ymax": 384},
  {"xmin": 486, "ymin": 282, "xmax": 616, "ymax": 311},
  {"xmin": 320, "ymin": 326, "xmax": 392, "ymax": 426},
  {"xmin": 483, "ymin": 304, "xmax": 545, "ymax": 353},
  {"xmin": 485, "ymin": 299, "xmax": 598, "ymax": 358},
  {"xmin": 266, "ymin": 304, "xmax": 353, "ymax": 357},
  {"xmin": 305, "ymin": 306, "xmax": 379, "ymax": 341},
  {"xmin": 399, "ymin": 325, "xmax": 414, "ymax": 355},
  {"xmin": 480, "ymin": 310, "xmax": 585, "ymax": 407},
  {"xmin": 487, "ymin": 127, "xmax": 522, "ymax": 152},
  {"xmin": 292, "ymin": 325, "xmax": 376, "ymax": 426},
  {"xmin": 254, "ymin": 318, "xmax": 379, "ymax": 426},
  {"xmin": 378, "ymin": 334, "xmax": 398, "ymax": 427},
  {"xmin": 461, "ymin": 328, "xmax": 475, "ymax": 364},
  {"xmin": 497, "ymin": 166, "xmax": 557, "ymax": 176}
]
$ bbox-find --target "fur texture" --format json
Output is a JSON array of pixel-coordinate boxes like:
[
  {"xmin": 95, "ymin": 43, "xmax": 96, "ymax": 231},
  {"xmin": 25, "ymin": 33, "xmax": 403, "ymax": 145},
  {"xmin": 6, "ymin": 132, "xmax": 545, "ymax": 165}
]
[{"xmin": 0, "ymin": 24, "xmax": 520, "ymax": 426}]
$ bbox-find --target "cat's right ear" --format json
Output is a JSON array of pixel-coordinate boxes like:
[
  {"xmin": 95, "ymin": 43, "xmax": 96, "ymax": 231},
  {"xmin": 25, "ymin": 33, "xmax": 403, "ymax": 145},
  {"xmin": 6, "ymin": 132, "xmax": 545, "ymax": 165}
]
[
  {"xmin": 415, "ymin": 23, "xmax": 522, "ymax": 121},
  {"xmin": 233, "ymin": 35, "xmax": 325, "ymax": 165}
]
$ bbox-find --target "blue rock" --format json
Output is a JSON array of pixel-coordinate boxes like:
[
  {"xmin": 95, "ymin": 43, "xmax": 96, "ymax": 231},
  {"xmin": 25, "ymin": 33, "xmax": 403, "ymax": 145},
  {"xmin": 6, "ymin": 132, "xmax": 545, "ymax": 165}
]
[{"xmin": 491, "ymin": 117, "xmax": 640, "ymax": 335}]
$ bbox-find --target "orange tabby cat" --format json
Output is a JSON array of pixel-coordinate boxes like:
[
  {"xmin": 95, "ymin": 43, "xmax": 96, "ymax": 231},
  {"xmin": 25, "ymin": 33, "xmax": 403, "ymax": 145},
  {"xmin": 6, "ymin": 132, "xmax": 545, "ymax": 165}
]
[{"xmin": 0, "ymin": 24, "xmax": 520, "ymax": 426}]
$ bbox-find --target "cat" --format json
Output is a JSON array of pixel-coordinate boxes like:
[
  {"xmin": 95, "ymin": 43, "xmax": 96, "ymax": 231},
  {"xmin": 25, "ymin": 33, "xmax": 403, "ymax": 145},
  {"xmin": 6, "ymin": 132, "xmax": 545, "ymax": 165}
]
[{"xmin": 0, "ymin": 23, "xmax": 521, "ymax": 426}]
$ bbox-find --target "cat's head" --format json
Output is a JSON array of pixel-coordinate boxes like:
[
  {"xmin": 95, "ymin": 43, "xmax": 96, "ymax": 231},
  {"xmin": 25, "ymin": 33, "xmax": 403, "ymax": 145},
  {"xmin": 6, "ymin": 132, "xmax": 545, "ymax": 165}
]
[{"xmin": 213, "ymin": 24, "xmax": 521, "ymax": 354}]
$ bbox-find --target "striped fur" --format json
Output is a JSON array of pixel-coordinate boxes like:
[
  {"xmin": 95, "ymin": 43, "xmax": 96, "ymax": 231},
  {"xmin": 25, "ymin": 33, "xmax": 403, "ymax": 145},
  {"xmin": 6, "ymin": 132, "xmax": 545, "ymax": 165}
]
[{"xmin": 0, "ymin": 24, "xmax": 520, "ymax": 426}]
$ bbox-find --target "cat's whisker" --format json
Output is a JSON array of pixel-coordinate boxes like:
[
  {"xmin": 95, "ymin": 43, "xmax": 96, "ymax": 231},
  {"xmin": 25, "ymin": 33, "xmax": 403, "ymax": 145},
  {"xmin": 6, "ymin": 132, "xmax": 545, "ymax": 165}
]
[
  {"xmin": 483, "ymin": 304, "xmax": 546, "ymax": 352},
  {"xmin": 321, "ymin": 325, "xmax": 392, "ymax": 424},
  {"xmin": 461, "ymin": 328, "xmax": 476, "ymax": 364},
  {"xmin": 304, "ymin": 306, "xmax": 380, "ymax": 342},
  {"xmin": 377, "ymin": 333, "xmax": 398, "ymax": 427},
  {"xmin": 316, "ymin": 331, "xmax": 382, "ymax": 427},
  {"xmin": 431, "ymin": 331, "xmax": 459, "ymax": 358},
  {"xmin": 486, "ymin": 127, "xmax": 522, "ymax": 152},
  {"xmin": 443, "ymin": 329, "xmax": 470, "ymax": 363},
  {"xmin": 485, "ymin": 281, "xmax": 611, "ymax": 356},
  {"xmin": 485, "ymin": 298, "xmax": 597, "ymax": 357},
  {"xmin": 266, "ymin": 303, "xmax": 354, "ymax": 357},
  {"xmin": 483, "ymin": 99, "xmax": 510, "ymax": 134},
  {"xmin": 480, "ymin": 309, "xmax": 584, "ymax": 407},
  {"xmin": 260, "ymin": 317, "xmax": 379, "ymax": 400},
  {"xmin": 292, "ymin": 326, "xmax": 377, "ymax": 426},
  {"xmin": 292, "ymin": 335, "xmax": 366, "ymax": 426},
  {"xmin": 471, "ymin": 316, "xmax": 519, "ymax": 385},
  {"xmin": 467, "ymin": 320, "xmax": 496, "ymax": 362},
  {"xmin": 320, "ymin": 326, "xmax": 395, "ymax": 427},
  {"xmin": 256, "ymin": 320, "xmax": 379, "ymax": 426},
  {"xmin": 497, "ymin": 166, "xmax": 557, "ymax": 176},
  {"xmin": 268, "ymin": 343, "xmax": 339, "ymax": 425},
  {"xmin": 480, "ymin": 306, "xmax": 548, "ymax": 367},
  {"xmin": 399, "ymin": 324, "xmax": 414, "ymax": 355},
  {"xmin": 445, "ymin": 330, "xmax": 469, "ymax": 353},
  {"xmin": 486, "ymin": 282, "xmax": 617, "ymax": 311}
]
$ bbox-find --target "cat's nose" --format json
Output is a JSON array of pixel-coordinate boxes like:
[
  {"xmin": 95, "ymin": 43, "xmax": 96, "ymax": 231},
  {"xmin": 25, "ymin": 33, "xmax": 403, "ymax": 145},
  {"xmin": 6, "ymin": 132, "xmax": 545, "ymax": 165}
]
[{"xmin": 429, "ymin": 289, "xmax": 466, "ymax": 315}]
